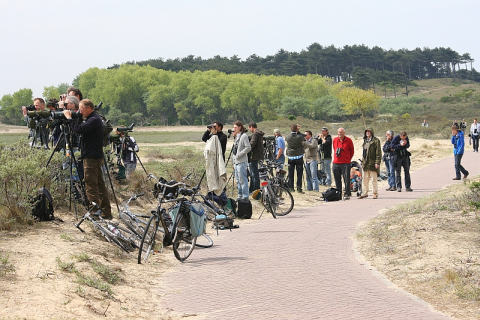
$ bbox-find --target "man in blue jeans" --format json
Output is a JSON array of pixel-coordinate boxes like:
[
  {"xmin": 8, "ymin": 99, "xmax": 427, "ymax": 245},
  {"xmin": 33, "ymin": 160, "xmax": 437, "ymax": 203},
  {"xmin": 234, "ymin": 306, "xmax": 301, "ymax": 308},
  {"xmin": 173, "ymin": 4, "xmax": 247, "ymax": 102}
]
[
  {"xmin": 451, "ymin": 125, "xmax": 469, "ymax": 180},
  {"xmin": 248, "ymin": 122, "xmax": 264, "ymax": 193},
  {"xmin": 303, "ymin": 130, "xmax": 319, "ymax": 191}
]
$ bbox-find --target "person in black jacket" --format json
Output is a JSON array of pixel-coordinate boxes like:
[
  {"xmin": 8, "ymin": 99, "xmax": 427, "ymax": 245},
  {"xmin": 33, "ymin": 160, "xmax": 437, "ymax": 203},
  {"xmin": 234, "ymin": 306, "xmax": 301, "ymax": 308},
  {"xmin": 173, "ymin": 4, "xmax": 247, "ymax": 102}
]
[
  {"xmin": 63, "ymin": 99, "xmax": 112, "ymax": 219},
  {"xmin": 248, "ymin": 122, "xmax": 264, "ymax": 193},
  {"xmin": 318, "ymin": 127, "xmax": 332, "ymax": 186},
  {"xmin": 202, "ymin": 121, "xmax": 227, "ymax": 161},
  {"xmin": 391, "ymin": 131, "xmax": 412, "ymax": 192},
  {"xmin": 285, "ymin": 124, "xmax": 306, "ymax": 193},
  {"xmin": 382, "ymin": 130, "xmax": 396, "ymax": 191}
]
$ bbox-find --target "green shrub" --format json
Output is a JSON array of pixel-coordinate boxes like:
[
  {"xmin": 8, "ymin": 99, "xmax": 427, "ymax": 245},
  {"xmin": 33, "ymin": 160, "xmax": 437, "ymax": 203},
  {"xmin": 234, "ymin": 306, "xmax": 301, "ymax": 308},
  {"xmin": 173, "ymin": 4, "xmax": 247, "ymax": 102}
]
[{"xmin": 0, "ymin": 140, "xmax": 67, "ymax": 230}]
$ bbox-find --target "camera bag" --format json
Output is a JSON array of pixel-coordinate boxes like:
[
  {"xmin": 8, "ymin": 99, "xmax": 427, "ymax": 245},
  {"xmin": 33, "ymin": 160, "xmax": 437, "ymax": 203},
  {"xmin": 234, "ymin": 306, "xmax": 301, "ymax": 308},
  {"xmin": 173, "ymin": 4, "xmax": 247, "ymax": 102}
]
[
  {"xmin": 31, "ymin": 187, "xmax": 55, "ymax": 221},
  {"xmin": 322, "ymin": 187, "xmax": 342, "ymax": 202},
  {"xmin": 236, "ymin": 198, "xmax": 252, "ymax": 219}
]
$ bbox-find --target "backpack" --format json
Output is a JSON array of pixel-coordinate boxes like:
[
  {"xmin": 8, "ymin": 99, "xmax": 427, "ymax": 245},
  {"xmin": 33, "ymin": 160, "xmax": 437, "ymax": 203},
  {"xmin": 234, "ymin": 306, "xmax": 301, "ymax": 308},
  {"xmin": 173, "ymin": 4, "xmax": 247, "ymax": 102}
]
[
  {"xmin": 322, "ymin": 187, "xmax": 342, "ymax": 202},
  {"xmin": 31, "ymin": 187, "xmax": 55, "ymax": 221},
  {"xmin": 237, "ymin": 198, "xmax": 252, "ymax": 219}
]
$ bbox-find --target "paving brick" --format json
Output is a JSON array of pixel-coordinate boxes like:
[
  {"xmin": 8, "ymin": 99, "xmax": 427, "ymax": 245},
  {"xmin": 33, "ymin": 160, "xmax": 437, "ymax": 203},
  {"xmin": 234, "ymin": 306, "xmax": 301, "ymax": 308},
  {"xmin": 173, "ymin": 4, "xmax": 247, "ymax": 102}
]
[{"xmin": 156, "ymin": 153, "xmax": 479, "ymax": 319}]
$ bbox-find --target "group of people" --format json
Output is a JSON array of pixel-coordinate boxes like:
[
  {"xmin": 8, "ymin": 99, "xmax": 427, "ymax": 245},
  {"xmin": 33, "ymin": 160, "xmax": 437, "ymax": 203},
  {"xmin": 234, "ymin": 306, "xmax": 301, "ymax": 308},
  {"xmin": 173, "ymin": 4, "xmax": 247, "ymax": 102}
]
[{"xmin": 23, "ymin": 88, "xmax": 140, "ymax": 220}]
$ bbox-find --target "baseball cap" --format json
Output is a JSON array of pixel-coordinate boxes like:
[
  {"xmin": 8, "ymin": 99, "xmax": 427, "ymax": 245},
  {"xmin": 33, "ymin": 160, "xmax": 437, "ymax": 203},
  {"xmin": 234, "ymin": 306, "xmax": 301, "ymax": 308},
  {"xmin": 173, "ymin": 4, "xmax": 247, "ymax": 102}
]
[{"xmin": 273, "ymin": 128, "xmax": 280, "ymax": 134}]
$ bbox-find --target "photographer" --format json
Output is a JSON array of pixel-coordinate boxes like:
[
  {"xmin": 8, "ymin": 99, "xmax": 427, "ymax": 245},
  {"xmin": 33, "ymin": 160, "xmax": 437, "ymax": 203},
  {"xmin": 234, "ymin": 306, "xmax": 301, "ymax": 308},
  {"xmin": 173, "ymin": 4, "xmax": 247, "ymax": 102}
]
[
  {"xmin": 285, "ymin": 124, "xmax": 305, "ymax": 193},
  {"xmin": 317, "ymin": 127, "xmax": 332, "ymax": 186},
  {"xmin": 232, "ymin": 121, "xmax": 251, "ymax": 200},
  {"xmin": 22, "ymin": 98, "xmax": 49, "ymax": 149},
  {"xmin": 302, "ymin": 130, "xmax": 319, "ymax": 192},
  {"xmin": 391, "ymin": 131, "xmax": 412, "ymax": 192},
  {"xmin": 248, "ymin": 122, "xmax": 264, "ymax": 193},
  {"xmin": 63, "ymin": 99, "xmax": 112, "ymax": 219},
  {"xmin": 114, "ymin": 126, "xmax": 139, "ymax": 178},
  {"xmin": 332, "ymin": 127, "xmax": 354, "ymax": 199},
  {"xmin": 202, "ymin": 121, "xmax": 227, "ymax": 161}
]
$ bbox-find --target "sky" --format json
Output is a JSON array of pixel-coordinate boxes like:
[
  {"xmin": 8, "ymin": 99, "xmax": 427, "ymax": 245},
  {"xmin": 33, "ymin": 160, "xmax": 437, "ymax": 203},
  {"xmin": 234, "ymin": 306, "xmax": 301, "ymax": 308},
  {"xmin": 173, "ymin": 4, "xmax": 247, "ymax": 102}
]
[{"xmin": 1, "ymin": 0, "xmax": 479, "ymax": 99}]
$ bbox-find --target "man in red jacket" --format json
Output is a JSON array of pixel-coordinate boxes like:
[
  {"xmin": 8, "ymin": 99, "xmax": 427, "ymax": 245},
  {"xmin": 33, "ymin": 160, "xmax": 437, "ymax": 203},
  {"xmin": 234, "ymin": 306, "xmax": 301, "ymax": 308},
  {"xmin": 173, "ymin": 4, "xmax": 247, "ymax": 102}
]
[{"xmin": 332, "ymin": 127, "xmax": 355, "ymax": 199}]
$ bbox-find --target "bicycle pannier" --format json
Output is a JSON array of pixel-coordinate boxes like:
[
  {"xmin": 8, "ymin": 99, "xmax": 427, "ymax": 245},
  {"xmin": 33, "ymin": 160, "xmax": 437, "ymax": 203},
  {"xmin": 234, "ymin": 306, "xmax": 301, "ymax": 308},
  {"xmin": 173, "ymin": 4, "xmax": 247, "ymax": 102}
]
[{"xmin": 189, "ymin": 203, "xmax": 207, "ymax": 237}]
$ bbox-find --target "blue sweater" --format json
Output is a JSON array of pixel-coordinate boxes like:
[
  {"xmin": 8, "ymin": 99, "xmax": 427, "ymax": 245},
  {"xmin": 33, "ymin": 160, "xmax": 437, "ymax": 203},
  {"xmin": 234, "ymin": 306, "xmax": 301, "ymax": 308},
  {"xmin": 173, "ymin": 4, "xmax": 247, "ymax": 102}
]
[{"xmin": 452, "ymin": 131, "xmax": 465, "ymax": 155}]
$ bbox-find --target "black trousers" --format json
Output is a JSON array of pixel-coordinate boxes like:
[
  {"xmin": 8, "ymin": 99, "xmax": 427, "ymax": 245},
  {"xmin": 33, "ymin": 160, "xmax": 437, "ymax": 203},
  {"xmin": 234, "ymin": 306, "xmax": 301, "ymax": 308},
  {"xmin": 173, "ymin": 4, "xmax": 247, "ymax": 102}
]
[
  {"xmin": 288, "ymin": 157, "xmax": 304, "ymax": 191},
  {"xmin": 332, "ymin": 163, "xmax": 351, "ymax": 196}
]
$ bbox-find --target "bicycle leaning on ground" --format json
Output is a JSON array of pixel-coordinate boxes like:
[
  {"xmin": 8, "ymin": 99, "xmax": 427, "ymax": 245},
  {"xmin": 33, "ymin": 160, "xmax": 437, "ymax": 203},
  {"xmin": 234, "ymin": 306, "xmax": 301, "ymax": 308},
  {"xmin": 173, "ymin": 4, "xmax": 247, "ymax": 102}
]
[
  {"xmin": 75, "ymin": 202, "xmax": 141, "ymax": 253},
  {"xmin": 138, "ymin": 174, "xmax": 202, "ymax": 264}
]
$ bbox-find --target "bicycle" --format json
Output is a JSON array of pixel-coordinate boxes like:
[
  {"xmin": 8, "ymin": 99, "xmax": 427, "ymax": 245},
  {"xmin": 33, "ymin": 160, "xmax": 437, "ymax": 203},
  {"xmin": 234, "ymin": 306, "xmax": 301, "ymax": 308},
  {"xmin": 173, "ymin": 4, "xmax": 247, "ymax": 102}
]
[
  {"xmin": 119, "ymin": 192, "xmax": 150, "ymax": 238},
  {"xmin": 258, "ymin": 162, "xmax": 294, "ymax": 218},
  {"xmin": 138, "ymin": 176, "xmax": 199, "ymax": 263},
  {"xmin": 75, "ymin": 202, "xmax": 140, "ymax": 253}
]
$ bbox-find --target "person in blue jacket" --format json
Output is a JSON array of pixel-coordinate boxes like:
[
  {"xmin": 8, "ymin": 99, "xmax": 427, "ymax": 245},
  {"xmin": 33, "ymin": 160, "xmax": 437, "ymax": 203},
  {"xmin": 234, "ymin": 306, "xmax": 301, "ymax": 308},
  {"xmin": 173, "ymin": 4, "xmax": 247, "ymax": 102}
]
[{"xmin": 451, "ymin": 125, "xmax": 469, "ymax": 180}]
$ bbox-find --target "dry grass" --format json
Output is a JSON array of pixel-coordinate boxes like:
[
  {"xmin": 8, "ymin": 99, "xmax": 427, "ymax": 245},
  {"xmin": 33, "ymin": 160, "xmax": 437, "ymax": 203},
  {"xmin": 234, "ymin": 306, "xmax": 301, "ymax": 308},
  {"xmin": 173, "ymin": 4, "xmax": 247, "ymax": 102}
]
[{"xmin": 356, "ymin": 181, "xmax": 480, "ymax": 319}]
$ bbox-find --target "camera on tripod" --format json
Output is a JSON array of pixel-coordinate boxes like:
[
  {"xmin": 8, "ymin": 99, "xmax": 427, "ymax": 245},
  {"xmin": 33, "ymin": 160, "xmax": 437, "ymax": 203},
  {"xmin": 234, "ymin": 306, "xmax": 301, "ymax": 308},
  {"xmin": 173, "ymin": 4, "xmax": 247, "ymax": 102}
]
[
  {"xmin": 116, "ymin": 123, "xmax": 135, "ymax": 133},
  {"xmin": 51, "ymin": 110, "xmax": 82, "ymax": 120}
]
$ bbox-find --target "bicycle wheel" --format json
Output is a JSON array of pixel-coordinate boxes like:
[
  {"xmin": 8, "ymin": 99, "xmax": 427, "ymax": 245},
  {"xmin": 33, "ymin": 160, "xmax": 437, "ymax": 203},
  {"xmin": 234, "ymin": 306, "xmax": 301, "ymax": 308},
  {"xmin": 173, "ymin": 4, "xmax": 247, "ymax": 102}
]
[
  {"xmin": 195, "ymin": 233, "xmax": 213, "ymax": 248},
  {"xmin": 119, "ymin": 211, "xmax": 148, "ymax": 238},
  {"xmin": 262, "ymin": 187, "xmax": 276, "ymax": 219},
  {"xmin": 95, "ymin": 223, "xmax": 132, "ymax": 253},
  {"xmin": 273, "ymin": 185, "xmax": 294, "ymax": 216},
  {"xmin": 172, "ymin": 212, "xmax": 197, "ymax": 262},
  {"xmin": 115, "ymin": 224, "xmax": 141, "ymax": 251},
  {"xmin": 138, "ymin": 215, "xmax": 160, "ymax": 264}
]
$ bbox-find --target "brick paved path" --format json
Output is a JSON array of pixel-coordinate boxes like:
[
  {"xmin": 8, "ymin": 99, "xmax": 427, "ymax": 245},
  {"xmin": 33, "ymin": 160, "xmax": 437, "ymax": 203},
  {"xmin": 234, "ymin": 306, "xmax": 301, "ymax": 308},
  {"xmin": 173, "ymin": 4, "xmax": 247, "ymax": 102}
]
[{"xmin": 157, "ymin": 152, "xmax": 479, "ymax": 319}]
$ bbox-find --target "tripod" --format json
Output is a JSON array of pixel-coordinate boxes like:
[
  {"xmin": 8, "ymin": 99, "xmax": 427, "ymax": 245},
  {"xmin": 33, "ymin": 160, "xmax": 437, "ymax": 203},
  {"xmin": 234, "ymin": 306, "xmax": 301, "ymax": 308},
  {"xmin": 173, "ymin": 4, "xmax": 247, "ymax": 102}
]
[
  {"xmin": 30, "ymin": 117, "xmax": 50, "ymax": 149},
  {"xmin": 45, "ymin": 121, "xmax": 86, "ymax": 219}
]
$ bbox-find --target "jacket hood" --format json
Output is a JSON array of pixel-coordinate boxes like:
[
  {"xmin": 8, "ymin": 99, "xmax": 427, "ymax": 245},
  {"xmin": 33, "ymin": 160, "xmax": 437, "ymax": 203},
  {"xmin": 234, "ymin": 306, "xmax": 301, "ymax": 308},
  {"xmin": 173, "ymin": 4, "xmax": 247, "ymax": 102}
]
[
  {"xmin": 254, "ymin": 129, "xmax": 264, "ymax": 136},
  {"xmin": 364, "ymin": 127, "xmax": 375, "ymax": 139}
]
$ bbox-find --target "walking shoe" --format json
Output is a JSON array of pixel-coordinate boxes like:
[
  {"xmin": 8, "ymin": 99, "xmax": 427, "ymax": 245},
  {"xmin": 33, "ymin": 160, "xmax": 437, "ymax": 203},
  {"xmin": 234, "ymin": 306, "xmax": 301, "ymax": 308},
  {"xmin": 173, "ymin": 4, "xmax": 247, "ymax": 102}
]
[
  {"xmin": 464, "ymin": 173, "xmax": 469, "ymax": 179},
  {"xmin": 297, "ymin": 190, "xmax": 305, "ymax": 194},
  {"xmin": 357, "ymin": 194, "xmax": 368, "ymax": 199},
  {"xmin": 385, "ymin": 187, "xmax": 393, "ymax": 191},
  {"xmin": 343, "ymin": 196, "xmax": 350, "ymax": 200},
  {"xmin": 373, "ymin": 194, "xmax": 378, "ymax": 199},
  {"xmin": 406, "ymin": 187, "xmax": 413, "ymax": 192},
  {"xmin": 453, "ymin": 177, "xmax": 461, "ymax": 180},
  {"xmin": 390, "ymin": 187, "xmax": 397, "ymax": 191},
  {"xmin": 397, "ymin": 189, "xmax": 402, "ymax": 192}
]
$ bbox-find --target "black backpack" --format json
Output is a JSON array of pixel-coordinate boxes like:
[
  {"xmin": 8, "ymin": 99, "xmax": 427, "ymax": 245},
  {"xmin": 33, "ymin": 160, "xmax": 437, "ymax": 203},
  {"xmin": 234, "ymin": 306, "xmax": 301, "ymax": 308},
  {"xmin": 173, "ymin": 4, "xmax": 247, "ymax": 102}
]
[
  {"xmin": 237, "ymin": 198, "xmax": 252, "ymax": 219},
  {"xmin": 322, "ymin": 187, "xmax": 342, "ymax": 202},
  {"xmin": 31, "ymin": 187, "xmax": 55, "ymax": 221}
]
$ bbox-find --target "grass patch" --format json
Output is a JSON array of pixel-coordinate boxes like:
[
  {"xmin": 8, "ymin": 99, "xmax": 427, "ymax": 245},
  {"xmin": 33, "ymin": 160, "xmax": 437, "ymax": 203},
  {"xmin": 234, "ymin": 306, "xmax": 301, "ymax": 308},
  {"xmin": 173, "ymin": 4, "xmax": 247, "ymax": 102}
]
[{"xmin": 0, "ymin": 251, "xmax": 15, "ymax": 276}]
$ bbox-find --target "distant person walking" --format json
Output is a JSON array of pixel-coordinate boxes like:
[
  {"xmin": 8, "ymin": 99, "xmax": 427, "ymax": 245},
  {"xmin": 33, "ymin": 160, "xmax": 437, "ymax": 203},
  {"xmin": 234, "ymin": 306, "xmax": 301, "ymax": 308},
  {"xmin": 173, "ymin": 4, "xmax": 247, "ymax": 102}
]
[
  {"xmin": 451, "ymin": 125, "xmax": 469, "ymax": 180},
  {"xmin": 470, "ymin": 118, "xmax": 480, "ymax": 152},
  {"xmin": 460, "ymin": 119, "xmax": 467, "ymax": 133},
  {"xmin": 421, "ymin": 119, "xmax": 428, "ymax": 127}
]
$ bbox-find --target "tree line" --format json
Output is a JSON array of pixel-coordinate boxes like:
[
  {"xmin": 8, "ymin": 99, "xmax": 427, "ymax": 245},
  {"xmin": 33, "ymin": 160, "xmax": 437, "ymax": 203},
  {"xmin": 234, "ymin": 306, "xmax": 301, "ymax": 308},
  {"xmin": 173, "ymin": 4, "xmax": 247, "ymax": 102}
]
[
  {"xmin": 1, "ymin": 65, "xmax": 380, "ymax": 126},
  {"xmin": 114, "ymin": 44, "xmax": 477, "ymax": 83}
]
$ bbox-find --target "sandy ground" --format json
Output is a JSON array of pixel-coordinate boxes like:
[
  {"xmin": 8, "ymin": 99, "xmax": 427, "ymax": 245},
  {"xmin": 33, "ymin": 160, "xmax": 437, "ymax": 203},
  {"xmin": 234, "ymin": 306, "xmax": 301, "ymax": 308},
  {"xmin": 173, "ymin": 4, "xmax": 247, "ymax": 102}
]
[{"xmin": 0, "ymin": 134, "xmax": 456, "ymax": 319}]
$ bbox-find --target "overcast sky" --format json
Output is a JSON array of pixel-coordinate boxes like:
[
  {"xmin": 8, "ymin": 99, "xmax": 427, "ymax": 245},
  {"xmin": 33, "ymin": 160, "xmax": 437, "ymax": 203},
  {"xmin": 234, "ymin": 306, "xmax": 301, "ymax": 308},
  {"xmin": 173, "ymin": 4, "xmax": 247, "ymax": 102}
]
[{"xmin": 1, "ymin": 0, "xmax": 479, "ymax": 99}]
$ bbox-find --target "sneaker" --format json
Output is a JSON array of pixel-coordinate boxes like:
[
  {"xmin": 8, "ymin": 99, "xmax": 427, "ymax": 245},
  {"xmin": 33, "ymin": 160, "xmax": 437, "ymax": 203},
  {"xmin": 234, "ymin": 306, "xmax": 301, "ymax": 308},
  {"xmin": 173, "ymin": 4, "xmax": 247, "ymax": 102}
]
[
  {"xmin": 385, "ymin": 187, "xmax": 392, "ymax": 191},
  {"xmin": 390, "ymin": 187, "xmax": 397, "ymax": 191},
  {"xmin": 453, "ymin": 177, "xmax": 461, "ymax": 180},
  {"xmin": 397, "ymin": 189, "xmax": 402, "ymax": 192},
  {"xmin": 297, "ymin": 190, "xmax": 304, "ymax": 194},
  {"xmin": 343, "ymin": 196, "xmax": 350, "ymax": 200},
  {"xmin": 101, "ymin": 213, "xmax": 113, "ymax": 220},
  {"xmin": 357, "ymin": 194, "xmax": 368, "ymax": 199},
  {"xmin": 406, "ymin": 187, "xmax": 413, "ymax": 192},
  {"xmin": 464, "ymin": 173, "xmax": 469, "ymax": 179}
]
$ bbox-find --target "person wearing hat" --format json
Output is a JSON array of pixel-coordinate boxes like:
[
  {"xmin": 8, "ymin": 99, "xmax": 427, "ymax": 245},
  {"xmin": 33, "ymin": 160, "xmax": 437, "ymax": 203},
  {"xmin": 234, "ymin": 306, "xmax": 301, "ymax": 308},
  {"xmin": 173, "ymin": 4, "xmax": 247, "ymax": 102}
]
[
  {"xmin": 318, "ymin": 127, "xmax": 332, "ymax": 186},
  {"xmin": 274, "ymin": 128, "xmax": 285, "ymax": 168}
]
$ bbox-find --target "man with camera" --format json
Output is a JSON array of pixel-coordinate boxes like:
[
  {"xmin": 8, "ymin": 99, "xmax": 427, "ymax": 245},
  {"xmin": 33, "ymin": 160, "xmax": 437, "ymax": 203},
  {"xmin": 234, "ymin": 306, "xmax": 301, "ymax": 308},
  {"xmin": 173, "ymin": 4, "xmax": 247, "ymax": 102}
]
[
  {"xmin": 63, "ymin": 99, "xmax": 112, "ymax": 219},
  {"xmin": 248, "ymin": 122, "xmax": 264, "ymax": 193},
  {"xmin": 303, "ymin": 130, "xmax": 319, "ymax": 192},
  {"xmin": 318, "ymin": 127, "xmax": 332, "ymax": 186},
  {"xmin": 232, "ymin": 121, "xmax": 251, "ymax": 200},
  {"xmin": 469, "ymin": 118, "xmax": 480, "ymax": 152},
  {"xmin": 332, "ymin": 127, "xmax": 354, "ymax": 199},
  {"xmin": 391, "ymin": 131, "xmax": 412, "ymax": 192},
  {"xmin": 22, "ymin": 98, "xmax": 50, "ymax": 149},
  {"xmin": 273, "ymin": 129, "xmax": 285, "ymax": 168},
  {"xmin": 202, "ymin": 121, "xmax": 227, "ymax": 161},
  {"xmin": 285, "ymin": 124, "xmax": 306, "ymax": 193}
]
